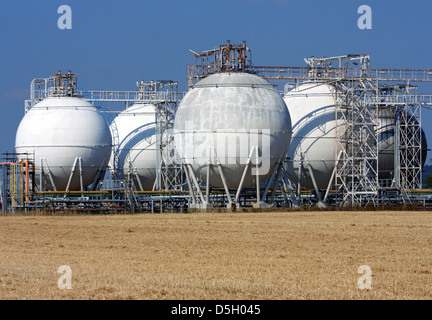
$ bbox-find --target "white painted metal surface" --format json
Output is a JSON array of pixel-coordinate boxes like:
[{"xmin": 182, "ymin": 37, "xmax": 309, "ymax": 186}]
[
  {"xmin": 15, "ymin": 96, "xmax": 112, "ymax": 191},
  {"xmin": 283, "ymin": 82, "xmax": 339, "ymax": 190},
  {"xmin": 109, "ymin": 103, "xmax": 157, "ymax": 190},
  {"xmin": 174, "ymin": 72, "xmax": 292, "ymax": 189}
]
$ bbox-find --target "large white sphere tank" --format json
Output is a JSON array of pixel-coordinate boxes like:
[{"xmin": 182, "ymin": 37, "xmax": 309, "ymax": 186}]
[
  {"xmin": 283, "ymin": 82, "xmax": 340, "ymax": 190},
  {"xmin": 283, "ymin": 82, "xmax": 428, "ymax": 190},
  {"xmin": 174, "ymin": 72, "xmax": 292, "ymax": 189},
  {"xmin": 109, "ymin": 103, "xmax": 157, "ymax": 190},
  {"xmin": 15, "ymin": 96, "xmax": 112, "ymax": 191}
]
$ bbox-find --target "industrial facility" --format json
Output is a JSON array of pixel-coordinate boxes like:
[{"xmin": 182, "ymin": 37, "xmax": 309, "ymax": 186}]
[{"xmin": 2, "ymin": 41, "xmax": 432, "ymax": 213}]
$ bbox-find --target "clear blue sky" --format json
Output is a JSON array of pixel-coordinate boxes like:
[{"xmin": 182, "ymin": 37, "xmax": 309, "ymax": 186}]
[{"xmin": 1, "ymin": 0, "xmax": 431, "ymax": 161}]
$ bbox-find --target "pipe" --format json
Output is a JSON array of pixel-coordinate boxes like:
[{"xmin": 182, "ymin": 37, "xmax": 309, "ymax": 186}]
[
  {"xmin": 324, "ymin": 150, "xmax": 343, "ymax": 202},
  {"xmin": 187, "ymin": 164, "xmax": 205, "ymax": 204},
  {"xmin": 22, "ymin": 161, "xmax": 30, "ymax": 202},
  {"xmin": 0, "ymin": 161, "xmax": 34, "ymax": 203},
  {"xmin": 183, "ymin": 164, "xmax": 196, "ymax": 204},
  {"xmin": 307, "ymin": 163, "xmax": 322, "ymax": 202}
]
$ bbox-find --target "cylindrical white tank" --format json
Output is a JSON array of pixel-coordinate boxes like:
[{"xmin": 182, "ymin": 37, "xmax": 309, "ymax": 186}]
[
  {"xmin": 15, "ymin": 96, "xmax": 112, "ymax": 191},
  {"xmin": 109, "ymin": 103, "xmax": 157, "ymax": 190},
  {"xmin": 174, "ymin": 72, "xmax": 292, "ymax": 189},
  {"xmin": 283, "ymin": 82, "xmax": 428, "ymax": 190}
]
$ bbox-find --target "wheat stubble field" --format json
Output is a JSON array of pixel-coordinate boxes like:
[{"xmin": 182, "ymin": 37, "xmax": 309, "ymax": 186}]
[{"xmin": 0, "ymin": 210, "xmax": 431, "ymax": 300}]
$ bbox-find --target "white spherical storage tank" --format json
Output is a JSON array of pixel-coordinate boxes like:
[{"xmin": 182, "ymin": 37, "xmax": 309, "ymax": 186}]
[
  {"xmin": 173, "ymin": 72, "xmax": 292, "ymax": 189},
  {"xmin": 109, "ymin": 103, "xmax": 157, "ymax": 190},
  {"xmin": 15, "ymin": 96, "xmax": 112, "ymax": 191},
  {"xmin": 283, "ymin": 82, "xmax": 339, "ymax": 190}
]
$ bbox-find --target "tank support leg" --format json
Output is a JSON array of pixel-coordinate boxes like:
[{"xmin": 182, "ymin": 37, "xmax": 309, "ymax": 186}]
[
  {"xmin": 262, "ymin": 155, "xmax": 284, "ymax": 204},
  {"xmin": 235, "ymin": 147, "xmax": 255, "ymax": 205},
  {"xmin": 307, "ymin": 163, "xmax": 327, "ymax": 207},
  {"xmin": 78, "ymin": 157, "xmax": 84, "ymax": 192},
  {"xmin": 307, "ymin": 164, "xmax": 321, "ymax": 201},
  {"xmin": 65, "ymin": 157, "xmax": 78, "ymax": 192},
  {"xmin": 297, "ymin": 156, "xmax": 303, "ymax": 203},
  {"xmin": 90, "ymin": 157, "xmax": 107, "ymax": 191},
  {"xmin": 39, "ymin": 158, "xmax": 44, "ymax": 191},
  {"xmin": 323, "ymin": 150, "xmax": 342, "ymax": 203},
  {"xmin": 134, "ymin": 168, "xmax": 144, "ymax": 192},
  {"xmin": 184, "ymin": 164, "xmax": 196, "ymax": 204},
  {"xmin": 43, "ymin": 158, "xmax": 57, "ymax": 191},
  {"xmin": 279, "ymin": 180, "xmax": 289, "ymax": 206},
  {"xmin": 279, "ymin": 171, "xmax": 290, "ymax": 206},
  {"xmin": 270, "ymin": 163, "xmax": 284, "ymax": 204},
  {"xmin": 262, "ymin": 157, "xmax": 279, "ymax": 199},
  {"xmin": 255, "ymin": 150, "xmax": 260, "ymax": 203},
  {"xmin": 281, "ymin": 170, "xmax": 299, "ymax": 207},
  {"xmin": 217, "ymin": 161, "xmax": 232, "ymax": 208},
  {"xmin": 186, "ymin": 164, "xmax": 205, "ymax": 204}
]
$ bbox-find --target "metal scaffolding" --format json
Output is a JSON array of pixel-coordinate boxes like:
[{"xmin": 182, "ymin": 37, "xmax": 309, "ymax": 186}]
[
  {"xmin": 334, "ymin": 77, "xmax": 380, "ymax": 205},
  {"xmin": 399, "ymin": 100, "xmax": 423, "ymax": 191},
  {"xmin": 187, "ymin": 40, "xmax": 252, "ymax": 89}
]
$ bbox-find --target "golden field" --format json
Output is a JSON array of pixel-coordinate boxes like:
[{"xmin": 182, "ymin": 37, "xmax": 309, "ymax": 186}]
[{"xmin": 0, "ymin": 210, "xmax": 431, "ymax": 300}]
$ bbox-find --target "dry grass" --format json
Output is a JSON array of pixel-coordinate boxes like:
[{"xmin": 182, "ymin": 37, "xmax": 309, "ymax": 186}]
[{"xmin": 0, "ymin": 210, "xmax": 431, "ymax": 300}]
